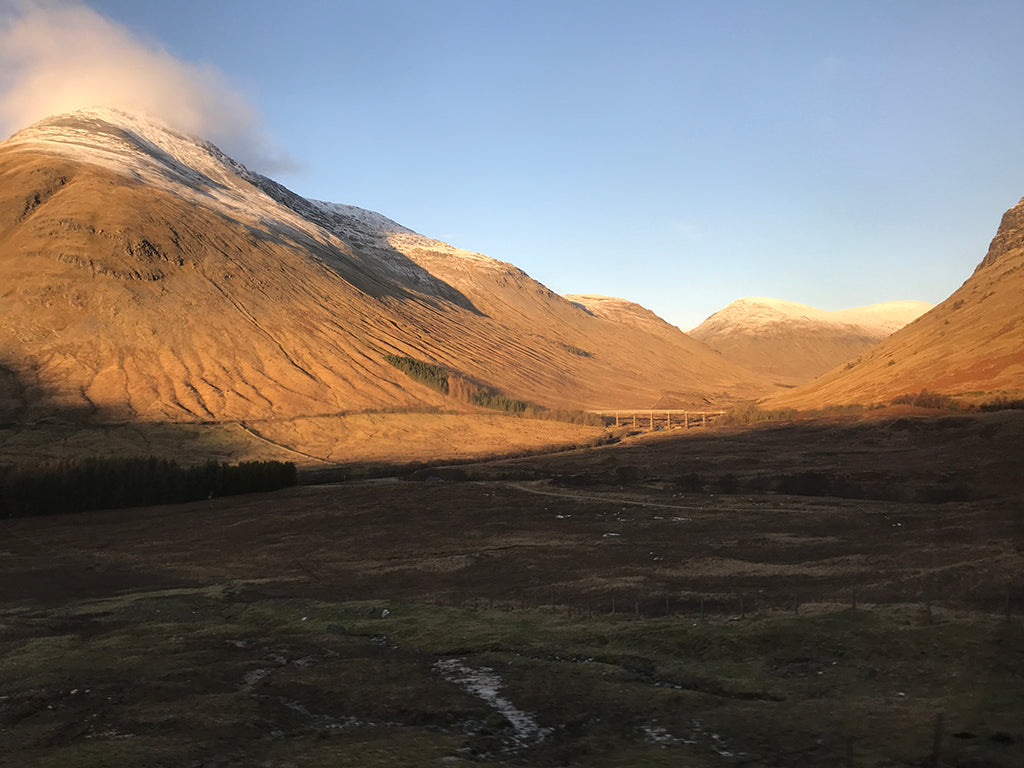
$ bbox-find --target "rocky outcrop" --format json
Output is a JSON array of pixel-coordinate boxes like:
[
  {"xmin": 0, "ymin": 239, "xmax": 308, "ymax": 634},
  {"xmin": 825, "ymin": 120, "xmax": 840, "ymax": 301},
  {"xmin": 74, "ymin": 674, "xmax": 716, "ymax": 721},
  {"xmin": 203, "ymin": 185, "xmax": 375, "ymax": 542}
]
[{"xmin": 763, "ymin": 196, "xmax": 1024, "ymax": 408}]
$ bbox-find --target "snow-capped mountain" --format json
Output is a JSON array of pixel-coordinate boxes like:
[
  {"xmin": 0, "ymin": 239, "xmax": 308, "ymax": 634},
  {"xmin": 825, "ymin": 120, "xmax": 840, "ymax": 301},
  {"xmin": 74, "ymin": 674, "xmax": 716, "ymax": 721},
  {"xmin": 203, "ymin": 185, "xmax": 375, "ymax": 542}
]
[
  {"xmin": 0, "ymin": 108, "xmax": 775, "ymax": 424},
  {"xmin": 689, "ymin": 297, "xmax": 933, "ymax": 386}
]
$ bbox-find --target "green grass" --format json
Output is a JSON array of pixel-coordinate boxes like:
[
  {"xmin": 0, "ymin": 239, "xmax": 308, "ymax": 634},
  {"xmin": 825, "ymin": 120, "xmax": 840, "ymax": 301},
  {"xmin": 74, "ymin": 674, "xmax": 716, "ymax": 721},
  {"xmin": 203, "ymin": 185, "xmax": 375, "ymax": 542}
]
[{"xmin": 2, "ymin": 587, "xmax": 1022, "ymax": 767}]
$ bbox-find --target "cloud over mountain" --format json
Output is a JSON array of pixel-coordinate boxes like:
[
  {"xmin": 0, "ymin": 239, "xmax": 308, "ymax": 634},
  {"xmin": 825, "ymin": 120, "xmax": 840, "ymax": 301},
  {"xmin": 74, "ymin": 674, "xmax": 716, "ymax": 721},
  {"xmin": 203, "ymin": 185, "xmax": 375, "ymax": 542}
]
[{"xmin": 0, "ymin": 1, "xmax": 290, "ymax": 171}]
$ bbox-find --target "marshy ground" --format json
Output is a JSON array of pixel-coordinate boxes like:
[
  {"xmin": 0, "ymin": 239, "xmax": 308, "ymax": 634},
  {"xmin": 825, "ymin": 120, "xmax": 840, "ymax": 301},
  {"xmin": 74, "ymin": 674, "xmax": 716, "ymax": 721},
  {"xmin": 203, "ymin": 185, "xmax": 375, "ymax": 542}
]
[{"xmin": 2, "ymin": 409, "xmax": 1022, "ymax": 766}]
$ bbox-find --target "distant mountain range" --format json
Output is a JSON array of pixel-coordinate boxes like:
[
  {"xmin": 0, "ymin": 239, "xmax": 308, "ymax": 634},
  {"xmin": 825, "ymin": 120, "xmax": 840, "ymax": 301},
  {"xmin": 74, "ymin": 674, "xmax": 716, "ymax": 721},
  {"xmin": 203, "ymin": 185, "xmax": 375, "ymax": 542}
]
[
  {"xmin": 690, "ymin": 298, "xmax": 933, "ymax": 387},
  {"xmin": 0, "ymin": 108, "xmax": 772, "ymax": 426}
]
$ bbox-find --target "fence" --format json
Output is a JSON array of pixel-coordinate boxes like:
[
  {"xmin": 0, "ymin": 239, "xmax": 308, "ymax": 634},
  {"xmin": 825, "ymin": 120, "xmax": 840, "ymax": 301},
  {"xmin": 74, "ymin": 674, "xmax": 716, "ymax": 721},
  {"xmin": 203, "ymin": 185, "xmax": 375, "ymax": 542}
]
[{"xmin": 423, "ymin": 582, "xmax": 1019, "ymax": 623}]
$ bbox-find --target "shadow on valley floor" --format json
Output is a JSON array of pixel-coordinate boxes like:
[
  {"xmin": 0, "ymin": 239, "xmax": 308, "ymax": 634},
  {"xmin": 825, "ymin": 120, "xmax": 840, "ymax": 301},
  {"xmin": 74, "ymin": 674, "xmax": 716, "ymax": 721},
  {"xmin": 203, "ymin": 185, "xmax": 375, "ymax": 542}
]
[
  {"xmin": 2, "ymin": 460, "xmax": 1022, "ymax": 766},
  {"xmin": 0, "ymin": 356, "xmax": 267, "ymax": 466},
  {"xmin": 461, "ymin": 409, "xmax": 1024, "ymax": 504},
  {"xmin": 1, "ymin": 406, "xmax": 1023, "ymax": 766}
]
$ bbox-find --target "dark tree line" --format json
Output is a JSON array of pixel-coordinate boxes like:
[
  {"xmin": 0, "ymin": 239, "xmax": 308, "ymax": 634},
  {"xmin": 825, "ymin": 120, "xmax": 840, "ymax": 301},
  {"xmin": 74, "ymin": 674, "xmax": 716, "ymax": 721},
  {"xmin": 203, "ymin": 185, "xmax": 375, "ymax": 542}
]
[
  {"xmin": 386, "ymin": 353, "xmax": 603, "ymax": 426},
  {"xmin": 0, "ymin": 457, "xmax": 297, "ymax": 517},
  {"xmin": 384, "ymin": 354, "xmax": 449, "ymax": 394}
]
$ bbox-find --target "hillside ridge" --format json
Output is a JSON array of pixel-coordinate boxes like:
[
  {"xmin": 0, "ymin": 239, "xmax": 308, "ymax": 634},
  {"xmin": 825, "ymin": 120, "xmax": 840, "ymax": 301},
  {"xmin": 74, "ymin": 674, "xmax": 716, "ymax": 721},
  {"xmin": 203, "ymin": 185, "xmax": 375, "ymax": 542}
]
[{"xmin": 0, "ymin": 108, "xmax": 775, "ymax": 428}]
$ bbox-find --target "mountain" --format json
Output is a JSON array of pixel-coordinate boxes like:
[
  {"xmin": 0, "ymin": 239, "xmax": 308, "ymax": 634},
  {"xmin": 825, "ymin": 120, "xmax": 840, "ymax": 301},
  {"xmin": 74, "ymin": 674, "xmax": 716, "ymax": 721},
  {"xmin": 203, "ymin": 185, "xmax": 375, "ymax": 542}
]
[
  {"xmin": 762, "ymin": 197, "xmax": 1024, "ymax": 409},
  {"xmin": 0, "ymin": 108, "xmax": 774, "ymax": 429},
  {"xmin": 563, "ymin": 294, "xmax": 777, "ymax": 407},
  {"xmin": 689, "ymin": 297, "xmax": 933, "ymax": 386}
]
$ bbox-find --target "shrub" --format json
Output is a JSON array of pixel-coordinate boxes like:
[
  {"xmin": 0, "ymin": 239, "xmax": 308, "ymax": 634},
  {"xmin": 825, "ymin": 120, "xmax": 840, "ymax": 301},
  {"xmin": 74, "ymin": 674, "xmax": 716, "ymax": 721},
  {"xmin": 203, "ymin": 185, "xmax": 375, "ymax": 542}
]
[
  {"xmin": 719, "ymin": 403, "xmax": 798, "ymax": 426},
  {"xmin": 978, "ymin": 397, "xmax": 1024, "ymax": 412},
  {"xmin": 776, "ymin": 471, "xmax": 832, "ymax": 497},
  {"xmin": 613, "ymin": 465, "xmax": 641, "ymax": 484},
  {"xmin": 716, "ymin": 473, "xmax": 739, "ymax": 494},
  {"xmin": 890, "ymin": 390, "xmax": 961, "ymax": 410},
  {"xmin": 675, "ymin": 472, "xmax": 704, "ymax": 492},
  {"xmin": 559, "ymin": 343, "xmax": 593, "ymax": 358}
]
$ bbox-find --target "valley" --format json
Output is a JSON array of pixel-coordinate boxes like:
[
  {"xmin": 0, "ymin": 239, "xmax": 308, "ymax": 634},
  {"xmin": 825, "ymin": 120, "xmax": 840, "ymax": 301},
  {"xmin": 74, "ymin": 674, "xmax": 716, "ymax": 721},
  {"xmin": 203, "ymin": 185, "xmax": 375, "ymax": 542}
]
[
  {"xmin": 1, "ymin": 106, "xmax": 1023, "ymax": 767},
  {"xmin": 2, "ymin": 410, "xmax": 1022, "ymax": 767}
]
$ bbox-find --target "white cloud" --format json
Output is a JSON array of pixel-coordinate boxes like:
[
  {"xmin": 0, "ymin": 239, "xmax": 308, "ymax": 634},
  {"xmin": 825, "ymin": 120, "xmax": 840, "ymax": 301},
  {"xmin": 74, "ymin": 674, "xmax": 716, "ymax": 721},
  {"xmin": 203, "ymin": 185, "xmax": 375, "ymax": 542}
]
[{"xmin": 0, "ymin": 1, "xmax": 293, "ymax": 172}]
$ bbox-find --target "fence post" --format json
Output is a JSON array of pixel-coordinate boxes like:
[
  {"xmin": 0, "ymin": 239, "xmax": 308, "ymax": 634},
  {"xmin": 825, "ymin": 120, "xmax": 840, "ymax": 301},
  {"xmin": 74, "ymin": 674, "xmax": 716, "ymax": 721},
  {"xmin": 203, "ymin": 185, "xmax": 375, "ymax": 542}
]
[{"xmin": 928, "ymin": 713, "xmax": 944, "ymax": 768}]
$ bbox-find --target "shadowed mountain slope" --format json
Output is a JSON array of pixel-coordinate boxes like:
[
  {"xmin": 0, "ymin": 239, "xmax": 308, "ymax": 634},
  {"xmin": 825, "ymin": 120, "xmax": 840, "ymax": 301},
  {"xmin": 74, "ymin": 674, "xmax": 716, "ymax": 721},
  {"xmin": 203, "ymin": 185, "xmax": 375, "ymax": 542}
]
[
  {"xmin": 0, "ymin": 109, "xmax": 774, "ymax": 425},
  {"xmin": 689, "ymin": 298, "xmax": 933, "ymax": 386},
  {"xmin": 763, "ymin": 197, "xmax": 1024, "ymax": 409}
]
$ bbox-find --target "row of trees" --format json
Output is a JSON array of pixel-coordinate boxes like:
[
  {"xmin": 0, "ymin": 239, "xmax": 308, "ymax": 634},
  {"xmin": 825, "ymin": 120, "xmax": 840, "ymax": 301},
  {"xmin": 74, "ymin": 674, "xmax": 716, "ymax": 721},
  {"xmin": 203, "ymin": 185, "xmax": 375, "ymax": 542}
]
[
  {"xmin": 384, "ymin": 354, "xmax": 603, "ymax": 426},
  {"xmin": 384, "ymin": 355, "xmax": 449, "ymax": 394},
  {"xmin": 1, "ymin": 457, "xmax": 297, "ymax": 517}
]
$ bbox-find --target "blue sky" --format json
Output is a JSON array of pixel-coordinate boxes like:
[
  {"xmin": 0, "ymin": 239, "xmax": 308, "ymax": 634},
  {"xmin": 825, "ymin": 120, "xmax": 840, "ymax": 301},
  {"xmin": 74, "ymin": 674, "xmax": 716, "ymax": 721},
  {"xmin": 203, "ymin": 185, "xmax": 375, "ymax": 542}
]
[{"xmin": 9, "ymin": 1, "xmax": 1024, "ymax": 329}]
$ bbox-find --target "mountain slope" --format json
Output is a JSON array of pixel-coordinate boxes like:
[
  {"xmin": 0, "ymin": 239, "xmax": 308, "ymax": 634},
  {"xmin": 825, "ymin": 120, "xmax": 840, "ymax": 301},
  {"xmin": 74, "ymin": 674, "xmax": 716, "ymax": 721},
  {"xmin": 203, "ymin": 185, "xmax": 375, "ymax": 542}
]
[
  {"xmin": 0, "ymin": 109, "xmax": 775, "ymax": 425},
  {"xmin": 563, "ymin": 294, "xmax": 776, "ymax": 406},
  {"xmin": 689, "ymin": 298, "xmax": 932, "ymax": 386},
  {"xmin": 762, "ymin": 197, "xmax": 1024, "ymax": 409}
]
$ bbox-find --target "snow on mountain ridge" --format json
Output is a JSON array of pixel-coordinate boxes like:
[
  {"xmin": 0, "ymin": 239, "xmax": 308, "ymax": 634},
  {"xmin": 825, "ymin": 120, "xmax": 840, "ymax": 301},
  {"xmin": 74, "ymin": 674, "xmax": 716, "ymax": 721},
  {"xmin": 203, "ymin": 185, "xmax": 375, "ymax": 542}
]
[
  {"xmin": 307, "ymin": 199, "xmax": 414, "ymax": 236},
  {"xmin": 692, "ymin": 297, "xmax": 933, "ymax": 336},
  {"xmin": 4, "ymin": 108, "xmax": 507, "ymax": 296}
]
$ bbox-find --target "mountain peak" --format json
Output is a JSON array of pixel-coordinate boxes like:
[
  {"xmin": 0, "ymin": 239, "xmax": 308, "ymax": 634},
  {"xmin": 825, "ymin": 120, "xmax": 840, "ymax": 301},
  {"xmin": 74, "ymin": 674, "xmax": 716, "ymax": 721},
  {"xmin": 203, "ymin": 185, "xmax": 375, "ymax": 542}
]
[
  {"xmin": 690, "ymin": 297, "xmax": 933, "ymax": 386},
  {"xmin": 0, "ymin": 108, "xmax": 778, "ymax": 425},
  {"xmin": 693, "ymin": 297, "xmax": 932, "ymax": 336},
  {"xmin": 8, "ymin": 107, "xmax": 230, "ymax": 169},
  {"xmin": 4, "ymin": 107, "xmax": 262, "ymax": 214},
  {"xmin": 975, "ymin": 195, "xmax": 1024, "ymax": 273}
]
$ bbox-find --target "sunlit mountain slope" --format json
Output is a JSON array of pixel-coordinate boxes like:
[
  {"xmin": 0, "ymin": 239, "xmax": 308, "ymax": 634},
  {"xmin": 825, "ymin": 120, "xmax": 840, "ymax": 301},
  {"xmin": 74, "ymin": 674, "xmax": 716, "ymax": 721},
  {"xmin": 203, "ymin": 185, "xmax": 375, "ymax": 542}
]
[
  {"xmin": 0, "ymin": 109, "xmax": 775, "ymax": 425},
  {"xmin": 690, "ymin": 297, "xmax": 932, "ymax": 386},
  {"xmin": 763, "ymin": 197, "xmax": 1024, "ymax": 408}
]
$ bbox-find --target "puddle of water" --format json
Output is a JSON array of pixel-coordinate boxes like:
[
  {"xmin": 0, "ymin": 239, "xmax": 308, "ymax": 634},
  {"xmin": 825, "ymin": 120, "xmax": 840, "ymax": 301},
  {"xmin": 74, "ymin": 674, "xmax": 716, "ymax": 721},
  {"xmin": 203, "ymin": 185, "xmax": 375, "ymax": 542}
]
[{"xmin": 435, "ymin": 658, "xmax": 551, "ymax": 747}]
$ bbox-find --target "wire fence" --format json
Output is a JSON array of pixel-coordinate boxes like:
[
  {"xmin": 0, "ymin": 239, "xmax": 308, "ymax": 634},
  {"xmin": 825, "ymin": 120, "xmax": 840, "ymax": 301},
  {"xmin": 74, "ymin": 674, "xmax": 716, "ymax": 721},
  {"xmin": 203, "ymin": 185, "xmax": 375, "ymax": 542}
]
[{"xmin": 424, "ymin": 583, "xmax": 1020, "ymax": 623}]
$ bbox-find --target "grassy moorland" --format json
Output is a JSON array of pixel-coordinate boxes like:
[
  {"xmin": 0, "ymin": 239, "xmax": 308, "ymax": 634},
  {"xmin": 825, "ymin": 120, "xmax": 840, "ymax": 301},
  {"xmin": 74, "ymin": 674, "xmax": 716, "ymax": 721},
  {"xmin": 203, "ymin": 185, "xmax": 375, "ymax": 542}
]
[{"xmin": 1, "ymin": 410, "xmax": 1022, "ymax": 766}]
